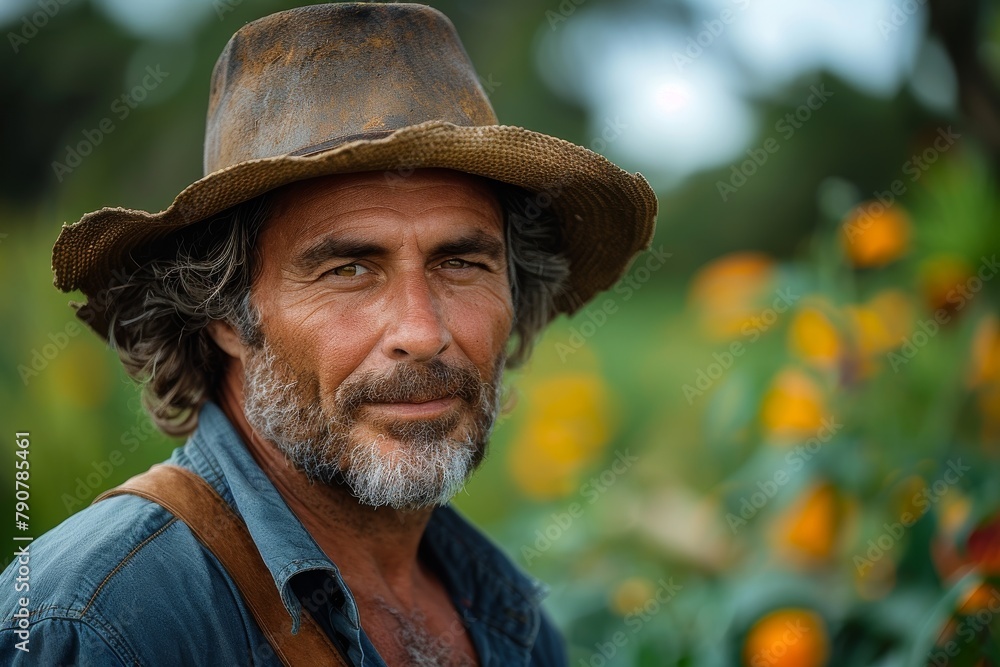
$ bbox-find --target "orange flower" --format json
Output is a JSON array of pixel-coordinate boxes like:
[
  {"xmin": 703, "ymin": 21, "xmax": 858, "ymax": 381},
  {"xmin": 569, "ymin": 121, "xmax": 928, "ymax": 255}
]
[
  {"xmin": 688, "ymin": 252, "xmax": 776, "ymax": 340},
  {"xmin": 743, "ymin": 608, "xmax": 830, "ymax": 667},
  {"xmin": 835, "ymin": 291, "xmax": 913, "ymax": 378},
  {"xmin": 967, "ymin": 316, "xmax": 1000, "ymax": 441},
  {"xmin": 772, "ymin": 482, "xmax": 839, "ymax": 562},
  {"xmin": 841, "ymin": 203, "xmax": 911, "ymax": 268},
  {"xmin": 788, "ymin": 292, "xmax": 915, "ymax": 379},
  {"xmin": 508, "ymin": 373, "xmax": 615, "ymax": 499},
  {"xmin": 969, "ymin": 315, "xmax": 1000, "ymax": 388},
  {"xmin": 788, "ymin": 305, "xmax": 842, "ymax": 370},
  {"xmin": 957, "ymin": 581, "xmax": 1000, "ymax": 615},
  {"xmin": 760, "ymin": 368, "xmax": 826, "ymax": 441}
]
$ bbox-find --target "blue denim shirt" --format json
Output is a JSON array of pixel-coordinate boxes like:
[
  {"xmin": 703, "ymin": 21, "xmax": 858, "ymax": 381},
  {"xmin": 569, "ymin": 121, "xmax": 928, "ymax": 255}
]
[{"xmin": 0, "ymin": 403, "xmax": 566, "ymax": 665}]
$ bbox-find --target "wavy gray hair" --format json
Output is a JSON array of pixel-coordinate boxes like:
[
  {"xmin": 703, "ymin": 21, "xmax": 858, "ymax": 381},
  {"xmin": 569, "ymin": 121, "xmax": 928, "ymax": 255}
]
[{"xmin": 105, "ymin": 181, "xmax": 570, "ymax": 436}]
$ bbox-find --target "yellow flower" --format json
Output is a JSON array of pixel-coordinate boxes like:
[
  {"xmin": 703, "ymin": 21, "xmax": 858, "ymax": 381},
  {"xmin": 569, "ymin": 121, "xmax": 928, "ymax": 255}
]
[
  {"xmin": 688, "ymin": 252, "xmax": 776, "ymax": 340},
  {"xmin": 760, "ymin": 368, "xmax": 826, "ymax": 441},
  {"xmin": 771, "ymin": 482, "xmax": 839, "ymax": 562},
  {"xmin": 969, "ymin": 315, "xmax": 1000, "ymax": 389},
  {"xmin": 846, "ymin": 306, "xmax": 894, "ymax": 358},
  {"xmin": 789, "ymin": 292, "xmax": 915, "ymax": 379},
  {"xmin": 610, "ymin": 577, "xmax": 655, "ymax": 616},
  {"xmin": 842, "ymin": 290, "xmax": 915, "ymax": 378},
  {"xmin": 788, "ymin": 305, "xmax": 842, "ymax": 370},
  {"xmin": 509, "ymin": 373, "xmax": 615, "ymax": 500},
  {"xmin": 841, "ymin": 203, "xmax": 911, "ymax": 268},
  {"xmin": 743, "ymin": 608, "xmax": 830, "ymax": 667}
]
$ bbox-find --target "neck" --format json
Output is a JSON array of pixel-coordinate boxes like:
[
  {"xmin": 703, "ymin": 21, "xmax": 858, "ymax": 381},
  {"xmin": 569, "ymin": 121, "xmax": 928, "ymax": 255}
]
[{"xmin": 215, "ymin": 360, "xmax": 435, "ymax": 606}]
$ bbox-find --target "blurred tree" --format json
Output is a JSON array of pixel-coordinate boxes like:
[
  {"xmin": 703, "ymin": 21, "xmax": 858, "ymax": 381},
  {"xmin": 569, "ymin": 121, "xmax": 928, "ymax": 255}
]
[{"xmin": 929, "ymin": 0, "xmax": 1000, "ymax": 164}]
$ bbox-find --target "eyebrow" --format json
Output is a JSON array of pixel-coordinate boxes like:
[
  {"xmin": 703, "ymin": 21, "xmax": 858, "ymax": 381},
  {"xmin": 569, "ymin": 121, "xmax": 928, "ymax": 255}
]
[
  {"xmin": 290, "ymin": 229, "xmax": 506, "ymax": 274},
  {"xmin": 434, "ymin": 231, "xmax": 506, "ymax": 264}
]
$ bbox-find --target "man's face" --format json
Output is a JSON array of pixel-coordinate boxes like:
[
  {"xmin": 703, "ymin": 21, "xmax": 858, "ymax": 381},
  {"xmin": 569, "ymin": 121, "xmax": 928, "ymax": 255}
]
[{"xmin": 239, "ymin": 169, "xmax": 513, "ymax": 509}]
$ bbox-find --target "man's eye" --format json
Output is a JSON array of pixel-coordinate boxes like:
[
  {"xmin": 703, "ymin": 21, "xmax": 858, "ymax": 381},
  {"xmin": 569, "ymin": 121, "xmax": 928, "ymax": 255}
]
[
  {"xmin": 440, "ymin": 258, "xmax": 472, "ymax": 269},
  {"xmin": 329, "ymin": 263, "xmax": 368, "ymax": 277}
]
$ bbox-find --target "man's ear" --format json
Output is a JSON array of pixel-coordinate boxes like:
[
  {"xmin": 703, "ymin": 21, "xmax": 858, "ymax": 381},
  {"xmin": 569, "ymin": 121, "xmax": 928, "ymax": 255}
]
[{"xmin": 208, "ymin": 320, "xmax": 247, "ymax": 363}]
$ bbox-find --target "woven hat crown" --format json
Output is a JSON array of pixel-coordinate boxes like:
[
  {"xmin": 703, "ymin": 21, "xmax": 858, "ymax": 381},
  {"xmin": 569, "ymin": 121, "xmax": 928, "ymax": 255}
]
[{"xmin": 205, "ymin": 3, "xmax": 497, "ymax": 174}]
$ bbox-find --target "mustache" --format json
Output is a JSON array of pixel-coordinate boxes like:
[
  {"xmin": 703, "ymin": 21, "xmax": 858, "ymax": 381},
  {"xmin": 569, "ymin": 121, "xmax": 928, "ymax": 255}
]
[{"xmin": 336, "ymin": 359, "xmax": 487, "ymax": 414}]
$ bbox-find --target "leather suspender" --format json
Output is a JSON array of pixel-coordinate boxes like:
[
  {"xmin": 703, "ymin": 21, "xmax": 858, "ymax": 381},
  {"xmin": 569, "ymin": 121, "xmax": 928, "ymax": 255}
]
[{"xmin": 95, "ymin": 464, "xmax": 349, "ymax": 667}]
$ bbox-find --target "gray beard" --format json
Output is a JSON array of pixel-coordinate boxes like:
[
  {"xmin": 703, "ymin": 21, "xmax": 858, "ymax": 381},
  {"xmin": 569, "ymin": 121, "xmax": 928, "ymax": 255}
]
[{"xmin": 241, "ymin": 341, "xmax": 503, "ymax": 510}]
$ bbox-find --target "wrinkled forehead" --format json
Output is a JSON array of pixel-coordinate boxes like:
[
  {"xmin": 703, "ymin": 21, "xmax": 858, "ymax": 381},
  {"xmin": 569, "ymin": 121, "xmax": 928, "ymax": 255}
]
[{"xmin": 261, "ymin": 168, "xmax": 505, "ymax": 245}]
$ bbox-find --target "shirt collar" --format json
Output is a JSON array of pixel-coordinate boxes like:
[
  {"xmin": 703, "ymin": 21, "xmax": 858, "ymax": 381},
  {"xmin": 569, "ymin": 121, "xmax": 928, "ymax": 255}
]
[{"xmin": 175, "ymin": 402, "xmax": 546, "ymax": 651}]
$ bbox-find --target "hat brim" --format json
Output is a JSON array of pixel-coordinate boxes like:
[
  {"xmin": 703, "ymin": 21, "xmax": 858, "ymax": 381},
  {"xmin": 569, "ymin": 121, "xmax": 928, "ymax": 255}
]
[{"xmin": 52, "ymin": 120, "xmax": 658, "ymax": 338}]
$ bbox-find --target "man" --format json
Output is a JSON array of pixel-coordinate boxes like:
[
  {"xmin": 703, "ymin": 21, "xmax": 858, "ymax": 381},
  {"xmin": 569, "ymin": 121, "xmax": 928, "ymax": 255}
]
[{"xmin": 1, "ymin": 3, "xmax": 656, "ymax": 665}]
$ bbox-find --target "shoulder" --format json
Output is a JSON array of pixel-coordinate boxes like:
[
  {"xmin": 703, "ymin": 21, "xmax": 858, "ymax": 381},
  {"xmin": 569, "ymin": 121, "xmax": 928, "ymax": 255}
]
[{"xmin": 0, "ymin": 493, "xmax": 261, "ymax": 665}]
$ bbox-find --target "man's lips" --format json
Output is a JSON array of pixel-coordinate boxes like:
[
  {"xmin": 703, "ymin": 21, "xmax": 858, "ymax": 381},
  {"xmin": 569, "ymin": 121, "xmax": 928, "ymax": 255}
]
[{"xmin": 361, "ymin": 396, "xmax": 460, "ymax": 419}]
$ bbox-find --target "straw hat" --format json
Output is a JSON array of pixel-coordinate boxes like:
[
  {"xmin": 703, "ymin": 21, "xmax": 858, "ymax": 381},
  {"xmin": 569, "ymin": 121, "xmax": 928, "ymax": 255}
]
[{"xmin": 51, "ymin": 2, "xmax": 658, "ymax": 337}]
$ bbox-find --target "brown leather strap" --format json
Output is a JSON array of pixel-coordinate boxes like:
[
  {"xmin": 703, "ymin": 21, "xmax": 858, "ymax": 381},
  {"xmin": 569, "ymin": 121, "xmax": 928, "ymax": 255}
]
[{"xmin": 95, "ymin": 464, "xmax": 348, "ymax": 667}]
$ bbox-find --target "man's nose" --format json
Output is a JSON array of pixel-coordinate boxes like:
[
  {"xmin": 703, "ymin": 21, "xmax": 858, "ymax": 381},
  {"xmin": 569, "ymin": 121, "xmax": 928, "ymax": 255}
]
[{"xmin": 380, "ymin": 273, "xmax": 452, "ymax": 362}]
